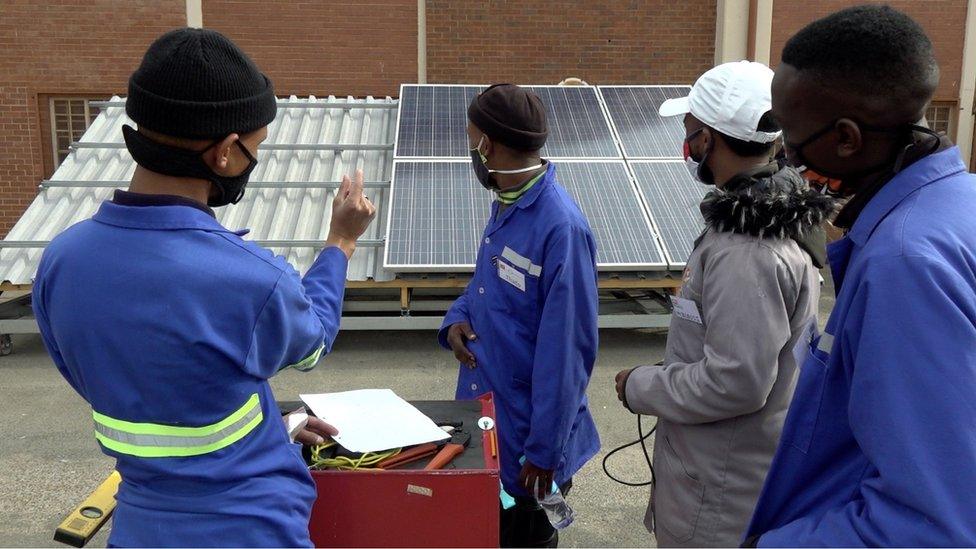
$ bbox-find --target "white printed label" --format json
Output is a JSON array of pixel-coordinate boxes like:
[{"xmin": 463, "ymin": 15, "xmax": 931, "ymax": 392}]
[
  {"xmin": 670, "ymin": 296, "xmax": 702, "ymax": 325},
  {"xmin": 498, "ymin": 260, "xmax": 526, "ymax": 292}
]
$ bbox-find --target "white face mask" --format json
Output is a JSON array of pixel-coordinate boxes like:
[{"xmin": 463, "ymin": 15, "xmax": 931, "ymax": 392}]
[{"xmin": 685, "ymin": 155, "xmax": 703, "ymax": 183}]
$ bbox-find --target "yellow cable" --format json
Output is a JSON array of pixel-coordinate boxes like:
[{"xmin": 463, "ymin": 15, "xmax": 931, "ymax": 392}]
[{"xmin": 308, "ymin": 442, "xmax": 401, "ymax": 471}]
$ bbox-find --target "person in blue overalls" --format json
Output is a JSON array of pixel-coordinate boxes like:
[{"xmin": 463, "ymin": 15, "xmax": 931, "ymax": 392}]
[
  {"xmin": 744, "ymin": 6, "xmax": 976, "ymax": 546},
  {"xmin": 438, "ymin": 84, "xmax": 600, "ymax": 548},
  {"xmin": 32, "ymin": 29, "xmax": 375, "ymax": 547}
]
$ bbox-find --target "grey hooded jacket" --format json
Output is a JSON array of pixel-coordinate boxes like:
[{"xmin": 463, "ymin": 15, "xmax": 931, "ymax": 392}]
[{"xmin": 624, "ymin": 163, "xmax": 833, "ymax": 547}]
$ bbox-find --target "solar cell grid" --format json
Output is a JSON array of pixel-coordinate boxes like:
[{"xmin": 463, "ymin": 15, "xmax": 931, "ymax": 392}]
[
  {"xmin": 524, "ymin": 87, "xmax": 620, "ymax": 159},
  {"xmin": 384, "ymin": 160, "xmax": 667, "ymax": 271},
  {"xmin": 555, "ymin": 162, "xmax": 665, "ymax": 267},
  {"xmin": 394, "ymin": 85, "xmax": 482, "ymax": 158},
  {"xmin": 385, "ymin": 161, "xmax": 491, "ymax": 268},
  {"xmin": 629, "ymin": 161, "xmax": 708, "ymax": 266},
  {"xmin": 394, "ymin": 85, "xmax": 620, "ymax": 159},
  {"xmin": 599, "ymin": 86, "xmax": 691, "ymax": 159}
]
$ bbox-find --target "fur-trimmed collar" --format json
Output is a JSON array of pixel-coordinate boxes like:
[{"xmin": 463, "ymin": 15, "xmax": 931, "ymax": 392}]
[{"xmin": 700, "ymin": 164, "xmax": 835, "ymax": 240}]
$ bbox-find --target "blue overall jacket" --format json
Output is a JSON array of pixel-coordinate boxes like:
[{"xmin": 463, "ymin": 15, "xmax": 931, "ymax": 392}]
[
  {"xmin": 746, "ymin": 147, "xmax": 976, "ymax": 546},
  {"xmin": 33, "ymin": 196, "xmax": 346, "ymax": 547},
  {"xmin": 438, "ymin": 163, "xmax": 601, "ymax": 498}
]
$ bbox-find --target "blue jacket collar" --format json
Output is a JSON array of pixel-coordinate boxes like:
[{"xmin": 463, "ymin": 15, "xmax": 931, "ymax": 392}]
[
  {"xmin": 848, "ymin": 147, "xmax": 966, "ymax": 246},
  {"xmin": 93, "ymin": 200, "xmax": 249, "ymax": 236}
]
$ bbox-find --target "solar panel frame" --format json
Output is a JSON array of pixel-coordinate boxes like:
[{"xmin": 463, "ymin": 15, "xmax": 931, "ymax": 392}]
[
  {"xmin": 394, "ymin": 84, "xmax": 623, "ymax": 160},
  {"xmin": 383, "ymin": 159, "xmax": 669, "ymax": 272},
  {"xmin": 597, "ymin": 85, "xmax": 692, "ymax": 160},
  {"xmin": 627, "ymin": 159, "xmax": 709, "ymax": 268}
]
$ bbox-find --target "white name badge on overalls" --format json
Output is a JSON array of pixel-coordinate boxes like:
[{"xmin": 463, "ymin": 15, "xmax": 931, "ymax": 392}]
[
  {"xmin": 497, "ymin": 260, "xmax": 526, "ymax": 291},
  {"xmin": 670, "ymin": 296, "xmax": 702, "ymax": 325}
]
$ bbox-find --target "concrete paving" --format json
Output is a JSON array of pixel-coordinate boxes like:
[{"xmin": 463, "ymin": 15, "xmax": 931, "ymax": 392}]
[
  {"xmin": 0, "ymin": 275, "xmax": 834, "ymax": 547},
  {"xmin": 0, "ymin": 329, "xmax": 667, "ymax": 548}
]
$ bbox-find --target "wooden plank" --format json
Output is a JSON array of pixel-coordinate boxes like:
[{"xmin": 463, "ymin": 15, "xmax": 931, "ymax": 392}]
[
  {"xmin": 347, "ymin": 277, "xmax": 681, "ymax": 291},
  {"xmin": 0, "ymin": 278, "xmax": 680, "ymax": 292}
]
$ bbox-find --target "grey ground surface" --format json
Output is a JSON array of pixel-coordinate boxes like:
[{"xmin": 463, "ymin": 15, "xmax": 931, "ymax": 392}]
[
  {"xmin": 0, "ymin": 274, "xmax": 834, "ymax": 547},
  {"xmin": 0, "ymin": 329, "xmax": 664, "ymax": 548}
]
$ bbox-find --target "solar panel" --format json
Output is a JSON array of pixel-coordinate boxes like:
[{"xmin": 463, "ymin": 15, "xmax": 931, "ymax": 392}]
[
  {"xmin": 555, "ymin": 161, "xmax": 665, "ymax": 268},
  {"xmin": 599, "ymin": 86, "xmax": 691, "ymax": 159},
  {"xmin": 385, "ymin": 160, "xmax": 667, "ymax": 271},
  {"xmin": 629, "ymin": 161, "xmax": 709, "ymax": 267},
  {"xmin": 385, "ymin": 161, "xmax": 492, "ymax": 269},
  {"xmin": 394, "ymin": 85, "xmax": 620, "ymax": 159},
  {"xmin": 524, "ymin": 87, "xmax": 620, "ymax": 158},
  {"xmin": 394, "ymin": 85, "xmax": 482, "ymax": 158}
]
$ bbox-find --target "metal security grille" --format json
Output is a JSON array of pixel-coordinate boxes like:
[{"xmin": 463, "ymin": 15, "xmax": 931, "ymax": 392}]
[{"xmin": 50, "ymin": 98, "xmax": 99, "ymax": 167}]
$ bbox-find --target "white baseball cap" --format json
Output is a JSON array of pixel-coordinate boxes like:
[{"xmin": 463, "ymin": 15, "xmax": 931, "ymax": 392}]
[{"xmin": 659, "ymin": 60, "xmax": 781, "ymax": 144}]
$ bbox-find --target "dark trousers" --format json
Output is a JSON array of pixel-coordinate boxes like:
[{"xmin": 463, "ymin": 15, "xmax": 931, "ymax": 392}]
[{"xmin": 499, "ymin": 480, "xmax": 573, "ymax": 548}]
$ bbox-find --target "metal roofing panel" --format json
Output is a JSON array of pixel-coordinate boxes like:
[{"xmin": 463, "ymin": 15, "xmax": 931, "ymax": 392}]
[{"xmin": 0, "ymin": 95, "xmax": 398, "ymax": 285}]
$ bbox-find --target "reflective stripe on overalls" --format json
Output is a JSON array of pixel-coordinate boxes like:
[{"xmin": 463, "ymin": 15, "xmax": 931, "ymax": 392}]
[{"xmin": 92, "ymin": 393, "xmax": 263, "ymax": 458}]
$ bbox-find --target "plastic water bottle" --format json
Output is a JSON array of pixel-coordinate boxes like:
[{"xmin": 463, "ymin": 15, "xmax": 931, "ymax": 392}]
[{"xmin": 534, "ymin": 479, "xmax": 575, "ymax": 530}]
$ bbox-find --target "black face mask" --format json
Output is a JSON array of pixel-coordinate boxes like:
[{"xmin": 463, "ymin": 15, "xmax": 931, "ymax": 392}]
[
  {"xmin": 122, "ymin": 125, "xmax": 258, "ymax": 207},
  {"xmin": 783, "ymin": 120, "xmax": 940, "ymax": 195},
  {"xmin": 469, "ymin": 136, "xmax": 498, "ymax": 191}
]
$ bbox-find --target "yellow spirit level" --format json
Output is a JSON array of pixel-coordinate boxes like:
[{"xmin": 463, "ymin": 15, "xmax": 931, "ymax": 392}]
[{"xmin": 54, "ymin": 471, "xmax": 120, "ymax": 547}]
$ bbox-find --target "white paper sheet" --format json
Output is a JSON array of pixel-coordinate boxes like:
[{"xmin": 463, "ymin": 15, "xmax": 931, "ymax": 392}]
[{"xmin": 299, "ymin": 389, "xmax": 450, "ymax": 453}]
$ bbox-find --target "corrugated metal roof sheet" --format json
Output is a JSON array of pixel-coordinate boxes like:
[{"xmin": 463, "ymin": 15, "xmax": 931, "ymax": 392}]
[{"xmin": 0, "ymin": 95, "xmax": 398, "ymax": 285}]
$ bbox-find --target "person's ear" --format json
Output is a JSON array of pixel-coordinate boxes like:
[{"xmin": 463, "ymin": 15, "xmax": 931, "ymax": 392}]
[
  {"xmin": 480, "ymin": 134, "xmax": 493, "ymax": 158},
  {"xmin": 834, "ymin": 119, "xmax": 862, "ymax": 159},
  {"xmin": 206, "ymin": 134, "xmax": 240, "ymax": 172},
  {"xmin": 700, "ymin": 127, "xmax": 713, "ymax": 153}
]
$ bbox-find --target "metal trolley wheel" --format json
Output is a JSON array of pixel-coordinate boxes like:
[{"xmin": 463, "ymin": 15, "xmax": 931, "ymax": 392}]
[{"xmin": 0, "ymin": 334, "xmax": 11, "ymax": 356}]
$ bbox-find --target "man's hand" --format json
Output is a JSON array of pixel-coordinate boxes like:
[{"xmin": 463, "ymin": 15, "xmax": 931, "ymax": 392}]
[
  {"xmin": 294, "ymin": 416, "xmax": 339, "ymax": 446},
  {"xmin": 520, "ymin": 460, "xmax": 555, "ymax": 499},
  {"xmin": 615, "ymin": 368, "xmax": 635, "ymax": 410},
  {"xmin": 326, "ymin": 169, "xmax": 376, "ymax": 259},
  {"xmin": 446, "ymin": 321, "xmax": 477, "ymax": 368}
]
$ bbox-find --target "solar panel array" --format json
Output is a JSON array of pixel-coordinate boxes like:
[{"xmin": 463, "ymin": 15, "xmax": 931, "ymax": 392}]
[
  {"xmin": 385, "ymin": 161, "xmax": 666, "ymax": 271},
  {"xmin": 395, "ymin": 85, "xmax": 619, "ymax": 159},
  {"xmin": 629, "ymin": 161, "xmax": 709, "ymax": 266},
  {"xmin": 599, "ymin": 86, "xmax": 691, "ymax": 159},
  {"xmin": 387, "ymin": 83, "xmax": 710, "ymax": 273},
  {"xmin": 598, "ymin": 85, "xmax": 709, "ymax": 267}
]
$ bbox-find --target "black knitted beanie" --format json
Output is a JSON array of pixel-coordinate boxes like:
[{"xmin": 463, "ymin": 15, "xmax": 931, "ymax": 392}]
[{"xmin": 126, "ymin": 28, "xmax": 276, "ymax": 139}]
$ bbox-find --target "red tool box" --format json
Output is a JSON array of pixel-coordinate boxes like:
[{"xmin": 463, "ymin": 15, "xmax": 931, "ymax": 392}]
[{"xmin": 291, "ymin": 395, "xmax": 501, "ymax": 548}]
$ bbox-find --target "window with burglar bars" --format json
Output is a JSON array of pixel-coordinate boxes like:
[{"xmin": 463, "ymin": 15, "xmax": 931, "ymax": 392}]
[
  {"xmin": 50, "ymin": 98, "xmax": 100, "ymax": 167},
  {"xmin": 925, "ymin": 102, "xmax": 954, "ymax": 138}
]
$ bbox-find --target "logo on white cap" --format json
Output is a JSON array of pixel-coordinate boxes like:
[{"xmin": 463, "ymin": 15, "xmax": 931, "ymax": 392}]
[{"xmin": 659, "ymin": 60, "xmax": 781, "ymax": 144}]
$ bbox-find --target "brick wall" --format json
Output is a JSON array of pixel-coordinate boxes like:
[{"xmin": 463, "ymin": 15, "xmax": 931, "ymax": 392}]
[
  {"xmin": 770, "ymin": 0, "xmax": 967, "ymax": 102},
  {"xmin": 0, "ymin": 0, "xmax": 186, "ymax": 236},
  {"xmin": 203, "ymin": 0, "xmax": 418, "ymax": 98},
  {"xmin": 425, "ymin": 0, "xmax": 716, "ymax": 86}
]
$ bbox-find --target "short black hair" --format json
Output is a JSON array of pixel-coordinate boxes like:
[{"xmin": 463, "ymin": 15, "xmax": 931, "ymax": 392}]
[
  {"xmin": 781, "ymin": 5, "xmax": 938, "ymax": 120},
  {"xmin": 715, "ymin": 111, "xmax": 780, "ymax": 157}
]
